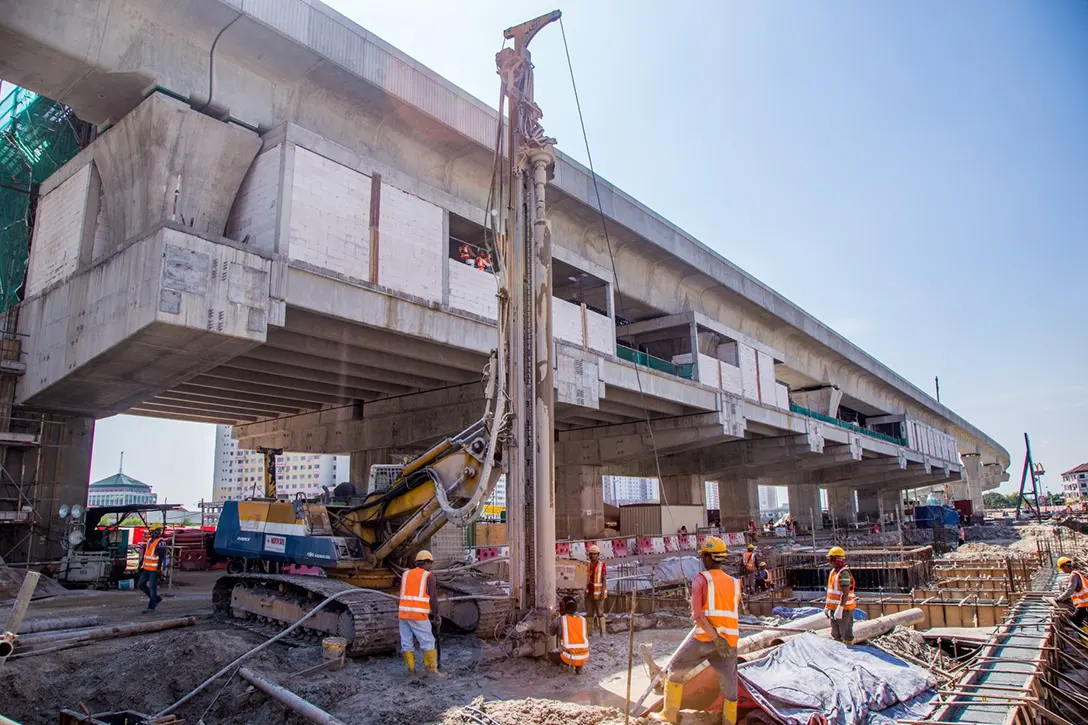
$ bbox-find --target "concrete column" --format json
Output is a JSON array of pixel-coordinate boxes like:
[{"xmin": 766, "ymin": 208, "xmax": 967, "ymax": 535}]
[
  {"xmin": 349, "ymin": 449, "xmax": 393, "ymax": 493},
  {"xmin": 9, "ymin": 415, "xmax": 95, "ymax": 562},
  {"xmin": 827, "ymin": 486, "xmax": 856, "ymax": 528},
  {"xmin": 960, "ymin": 453, "xmax": 984, "ymax": 512},
  {"xmin": 717, "ymin": 479, "xmax": 759, "ymax": 533},
  {"xmin": 788, "ymin": 484, "xmax": 824, "ymax": 530},
  {"xmin": 856, "ymin": 488, "xmax": 880, "ymax": 522},
  {"xmin": 556, "ymin": 465, "xmax": 603, "ymax": 541},
  {"xmin": 660, "ymin": 474, "xmax": 705, "ymax": 507},
  {"xmin": 881, "ymin": 490, "xmax": 902, "ymax": 520}
]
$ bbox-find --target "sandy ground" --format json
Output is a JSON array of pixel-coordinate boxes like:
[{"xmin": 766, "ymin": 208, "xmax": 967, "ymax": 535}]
[
  {"xmin": 1, "ymin": 571, "xmax": 686, "ymax": 725},
  {"xmin": 943, "ymin": 520, "xmax": 1088, "ymax": 560}
]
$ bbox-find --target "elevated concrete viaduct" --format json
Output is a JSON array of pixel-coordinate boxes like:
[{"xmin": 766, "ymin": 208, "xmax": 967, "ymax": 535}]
[{"xmin": 0, "ymin": 0, "xmax": 1008, "ymax": 558}]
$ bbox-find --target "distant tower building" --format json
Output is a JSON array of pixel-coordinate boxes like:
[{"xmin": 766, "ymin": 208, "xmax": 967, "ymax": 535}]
[
  {"xmin": 212, "ymin": 425, "xmax": 349, "ymax": 501},
  {"xmin": 758, "ymin": 486, "xmax": 780, "ymax": 512},
  {"xmin": 705, "ymin": 481, "xmax": 720, "ymax": 510},
  {"xmin": 602, "ymin": 476, "xmax": 659, "ymax": 506},
  {"xmin": 1062, "ymin": 463, "xmax": 1088, "ymax": 504}
]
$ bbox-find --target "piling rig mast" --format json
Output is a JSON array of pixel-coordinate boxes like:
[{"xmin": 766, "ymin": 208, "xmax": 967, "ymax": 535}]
[{"xmin": 492, "ymin": 11, "xmax": 562, "ymax": 653}]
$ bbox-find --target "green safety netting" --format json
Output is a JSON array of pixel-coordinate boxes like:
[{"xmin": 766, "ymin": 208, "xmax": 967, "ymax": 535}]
[
  {"xmin": 615, "ymin": 344, "xmax": 695, "ymax": 380},
  {"xmin": 0, "ymin": 86, "xmax": 84, "ymax": 314},
  {"xmin": 789, "ymin": 403, "xmax": 908, "ymax": 446}
]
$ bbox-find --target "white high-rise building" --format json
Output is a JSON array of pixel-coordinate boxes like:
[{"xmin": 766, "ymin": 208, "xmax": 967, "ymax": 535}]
[
  {"xmin": 758, "ymin": 486, "xmax": 780, "ymax": 512},
  {"xmin": 602, "ymin": 476, "xmax": 659, "ymax": 506},
  {"xmin": 213, "ymin": 425, "xmax": 350, "ymax": 501},
  {"xmin": 705, "ymin": 481, "xmax": 719, "ymax": 510}
]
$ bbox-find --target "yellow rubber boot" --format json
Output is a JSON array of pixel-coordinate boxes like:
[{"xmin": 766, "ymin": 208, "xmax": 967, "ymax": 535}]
[
  {"xmin": 423, "ymin": 649, "xmax": 446, "ymax": 677},
  {"xmin": 722, "ymin": 699, "xmax": 738, "ymax": 725},
  {"xmin": 649, "ymin": 680, "xmax": 683, "ymax": 723},
  {"xmin": 403, "ymin": 651, "xmax": 416, "ymax": 674}
]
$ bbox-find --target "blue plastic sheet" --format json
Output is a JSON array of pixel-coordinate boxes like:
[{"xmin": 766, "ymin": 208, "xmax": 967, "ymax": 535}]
[
  {"xmin": 771, "ymin": 606, "xmax": 867, "ymax": 621},
  {"xmin": 740, "ymin": 633, "xmax": 937, "ymax": 725}
]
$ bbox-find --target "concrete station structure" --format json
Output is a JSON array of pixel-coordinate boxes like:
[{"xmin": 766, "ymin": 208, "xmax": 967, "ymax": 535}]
[{"xmin": 0, "ymin": 0, "xmax": 1009, "ymax": 560}]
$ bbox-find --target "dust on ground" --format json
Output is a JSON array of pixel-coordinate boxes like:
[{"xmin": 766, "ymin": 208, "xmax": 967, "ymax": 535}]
[
  {"xmin": 1, "ymin": 587, "xmax": 688, "ymax": 725},
  {"xmin": 942, "ymin": 520, "xmax": 1088, "ymax": 560}
]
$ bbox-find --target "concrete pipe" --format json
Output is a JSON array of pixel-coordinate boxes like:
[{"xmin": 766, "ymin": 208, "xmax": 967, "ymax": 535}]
[
  {"xmin": 738, "ymin": 611, "xmax": 831, "ymax": 656},
  {"xmin": 17, "ymin": 615, "xmax": 104, "ymax": 634},
  {"xmin": 17, "ymin": 616, "xmax": 196, "ymax": 648},
  {"xmin": 768, "ymin": 607, "xmax": 925, "ymax": 647},
  {"xmin": 239, "ymin": 667, "xmax": 349, "ymax": 725}
]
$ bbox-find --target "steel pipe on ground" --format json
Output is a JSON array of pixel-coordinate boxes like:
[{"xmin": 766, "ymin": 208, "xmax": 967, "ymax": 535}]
[
  {"xmin": 239, "ymin": 667, "xmax": 348, "ymax": 725},
  {"xmin": 17, "ymin": 616, "xmax": 197, "ymax": 648},
  {"xmin": 17, "ymin": 615, "xmax": 104, "ymax": 634}
]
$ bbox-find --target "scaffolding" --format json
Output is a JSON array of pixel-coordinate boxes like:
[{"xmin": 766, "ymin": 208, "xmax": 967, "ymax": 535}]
[{"xmin": 0, "ymin": 85, "xmax": 91, "ymax": 315}]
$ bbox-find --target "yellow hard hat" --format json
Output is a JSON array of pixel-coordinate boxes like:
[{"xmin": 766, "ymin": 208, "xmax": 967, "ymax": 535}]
[
  {"xmin": 700, "ymin": 537, "xmax": 727, "ymax": 556},
  {"xmin": 587, "ymin": 545, "xmax": 600, "ymax": 554},
  {"xmin": 747, "ymin": 544, "xmax": 755, "ymax": 551},
  {"xmin": 1057, "ymin": 556, "xmax": 1073, "ymax": 569},
  {"xmin": 759, "ymin": 561, "xmax": 767, "ymax": 567},
  {"xmin": 148, "ymin": 522, "xmax": 163, "ymax": 531},
  {"xmin": 828, "ymin": 546, "xmax": 846, "ymax": 559},
  {"xmin": 415, "ymin": 550, "xmax": 434, "ymax": 562}
]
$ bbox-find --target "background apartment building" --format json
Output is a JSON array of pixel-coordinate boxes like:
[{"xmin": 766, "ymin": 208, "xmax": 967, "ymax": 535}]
[
  {"xmin": 1062, "ymin": 463, "xmax": 1088, "ymax": 503},
  {"xmin": 603, "ymin": 476, "xmax": 659, "ymax": 506},
  {"xmin": 213, "ymin": 425, "xmax": 350, "ymax": 501}
]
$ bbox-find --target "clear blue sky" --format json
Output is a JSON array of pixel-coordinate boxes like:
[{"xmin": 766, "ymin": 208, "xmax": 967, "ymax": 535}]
[{"xmin": 90, "ymin": 1, "xmax": 1088, "ymax": 505}]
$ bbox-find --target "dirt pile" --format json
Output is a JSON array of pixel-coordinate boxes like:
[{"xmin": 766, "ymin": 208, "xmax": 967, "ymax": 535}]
[
  {"xmin": 943, "ymin": 542, "xmax": 1016, "ymax": 561},
  {"xmin": 441, "ymin": 696, "xmax": 638, "ymax": 725},
  {"xmin": 0, "ymin": 565, "xmax": 69, "ymax": 601}
]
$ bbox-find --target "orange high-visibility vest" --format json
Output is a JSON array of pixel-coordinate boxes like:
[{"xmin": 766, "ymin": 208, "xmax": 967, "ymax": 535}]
[
  {"xmin": 559, "ymin": 615, "xmax": 589, "ymax": 666},
  {"xmin": 693, "ymin": 569, "xmax": 740, "ymax": 646},
  {"xmin": 458, "ymin": 243, "xmax": 474, "ymax": 261},
  {"xmin": 398, "ymin": 567, "xmax": 432, "ymax": 620},
  {"xmin": 826, "ymin": 568, "xmax": 857, "ymax": 611},
  {"xmin": 743, "ymin": 552, "xmax": 757, "ymax": 572},
  {"xmin": 959, "ymin": 526, "xmax": 966, "ymax": 539},
  {"xmin": 1071, "ymin": 571, "xmax": 1088, "ymax": 609},
  {"xmin": 141, "ymin": 537, "xmax": 164, "ymax": 571},
  {"xmin": 589, "ymin": 561, "xmax": 606, "ymax": 599}
]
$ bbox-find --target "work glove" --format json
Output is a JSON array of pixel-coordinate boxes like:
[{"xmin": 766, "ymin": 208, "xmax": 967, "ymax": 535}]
[
  {"xmin": 713, "ymin": 636, "xmax": 732, "ymax": 656},
  {"xmin": 833, "ymin": 606, "xmax": 844, "ymax": 621},
  {"xmin": 824, "ymin": 609, "xmax": 832, "ymax": 619}
]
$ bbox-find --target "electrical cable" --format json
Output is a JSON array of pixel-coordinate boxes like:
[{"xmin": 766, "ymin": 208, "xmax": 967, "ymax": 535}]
[
  {"xmin": 196, "ymin": 13, "xmax": 242, "ymax": 114},
  {"xmin": 558, "ymin": 18, "xmax": 672, "ymax": 514}
]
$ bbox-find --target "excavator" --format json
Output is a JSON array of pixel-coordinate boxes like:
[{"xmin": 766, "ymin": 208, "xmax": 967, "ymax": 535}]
[{"xmin": 213, "ymin": 11, "xmax": 572, "ymax": 657}]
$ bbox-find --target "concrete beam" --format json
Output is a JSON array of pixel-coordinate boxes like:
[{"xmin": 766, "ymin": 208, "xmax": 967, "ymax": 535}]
[
  {"xmin": 227, "ymin": 351, "xmax": 429, "ymax": 394},
  {"xmin": 284, "ymin": 308, "xmax": 487, "ymax": 373},
  {"xmin": 199, "ymin": 366, "xmax": 375, "ymax": 402},
  {"xmin": 624, "ymin": 427, "xmax": 826, "ymax": 479},
  {"xmin": 131, "ymin": 402, "xmax": 255, "ymax": 424},
  {"xmin": 153, "ymin": 389, "xmax": 303, "ymax": 417},
  {"xmin": 264, "ymin": 330, "xmax": 474, "ymax": 384},
  {"xmin": 186, "ymin": 373, "xmax": 352, "ymax": 407},
  {"xmin": 555, "ymin": 411, "xmax": 742, "ymax": 466},
  {"xmin": 556, "ymin": 465, "xmax": 604, "ymax": 540},
  {"xmin": 232, "ymin": 384, "xmax": 485, "ymax": 453}
]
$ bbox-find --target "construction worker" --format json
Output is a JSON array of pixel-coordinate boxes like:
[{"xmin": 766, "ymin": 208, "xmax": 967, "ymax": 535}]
[
  {"xmin": 137, "ymin": 524, "xmax": 167, "ymax": 613},
  {"xmin": 824, "ymin": 546, "xmax": 856, "ymax": 644},
  {"xmin": 549, "ymin": 596, "xmax": 589, "ymax": 674},
  {"xmin": 754, "ymin": 562, "xmax": 772, "ymax": 593},
  {"xmin": 958, "ymin": 524, "xmax": 966, "ymax": 546},
  {"xmin": 458, "ymin": 242, "xmax": 475, "ymax": 266},
  {"xmin": 742, "ymin": 544, "xmax": 758, "ymax": 593},
  {"xmin": 474, "ymin": 251, "xmax": 492, "ymax": 272},
  {"xmin": 1056, "ymin": 557, "xmax": 1088, "ymax": 631},
  {"xmin": 398, "ymin": 550, "xmax": 443, "ymax": 676},
  {"xmin": 586, "ymin": 544, "xmax": 607, "ymax": 637},
  {"xmin": 651, "ymin": 536, "xmax": 740, "ymax": 725},
  {"xmin": 745, "ymin": 519, "xmax": 758, "ymax": 544}
]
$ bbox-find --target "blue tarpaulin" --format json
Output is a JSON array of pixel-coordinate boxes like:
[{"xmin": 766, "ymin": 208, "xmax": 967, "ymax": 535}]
[
  {"xmin": 913, "ymin": 505, "xmax": 960, "ymax": 529},
  {"xmin": 772, "ymin": 606, "xmax": 867, "ymax": 621},
  {"xmin": 740, "ymin": 633, "xmax": 937, "ymax": 725}
]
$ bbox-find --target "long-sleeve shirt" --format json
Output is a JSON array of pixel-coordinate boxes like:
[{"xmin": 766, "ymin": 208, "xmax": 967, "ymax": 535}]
[
  {"xmin": 426, "ymin": 571, "xmax": 439, "ymax": 617},
  {"xmin": 1057, "ymin": 571, "xmax": 1083, "ymax": 604},
  {"xmin": 137, "ymin": 538, "xmax": 167, "ymax": 572}
]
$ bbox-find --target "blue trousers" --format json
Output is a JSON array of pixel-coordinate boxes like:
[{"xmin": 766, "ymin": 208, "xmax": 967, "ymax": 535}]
[{"xmin": 137, "ymin": 570, "xmax": 159, "ymax": 609}]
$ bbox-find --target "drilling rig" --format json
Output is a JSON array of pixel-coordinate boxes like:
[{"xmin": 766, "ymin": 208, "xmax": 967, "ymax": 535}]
[{"xmin": 212, "ymin": 11, "xmax": 566, "ymax": 657}]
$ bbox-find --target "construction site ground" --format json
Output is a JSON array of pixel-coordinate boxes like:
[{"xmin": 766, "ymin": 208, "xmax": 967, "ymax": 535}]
[
  {"xmin": 4, "ymin": 519, "xmax": 1085, "ymax": 725},
  {"xmin": 1, "ymin": 570, "xmax": 684, "ymax": 725}
]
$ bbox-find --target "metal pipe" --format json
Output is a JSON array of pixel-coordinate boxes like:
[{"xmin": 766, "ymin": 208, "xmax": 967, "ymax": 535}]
[
  {"xmin": 17, "ymin": 615, "xmax": 103, "ymax": 634},
  {"xmin": 737, "ymin": 611, "xmax": 831, "ymax": 655},
  {"xmin": 0, "ymin": 571, "xmax": 39, "ymax": 663},
  {"xmin": 17, "ymin": 616, "xmax": 196, "ymax": 647},
  {"xmin": 239, "ymin": 667, "xmax": 349, "ymax": 725}
]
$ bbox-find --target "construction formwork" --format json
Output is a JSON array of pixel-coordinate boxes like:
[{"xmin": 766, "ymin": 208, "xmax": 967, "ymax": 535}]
[{"xmin": 778, "ymin": 545, "xmax": 935, "ymax": 592}]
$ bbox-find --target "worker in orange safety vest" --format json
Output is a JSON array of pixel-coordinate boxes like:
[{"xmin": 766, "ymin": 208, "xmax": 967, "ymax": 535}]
[
  {"xmin": 824, "ymin": 546, "xmax": 856, "ymax": 644},
  {"xmin": 458, "ymin": 242, "xmax": 475, "ymax": 266},
  {"xmin": 549, "ymin": 596, "xmax": 589, "ymax": 674},
  {"xmin": 650, "ymin": 536, "xmax": 741, "ymax": 725},
  {"xmin": 586, "ymin": 544, "xmax": 607, "ymax": 637},
  {"xmin": 741, "ymin": 543, "xmax": 758, "ymax": 593},
  {"xmin": 399, "ymin": 550, "xmax": 442, "ymax": 676},
  {"xmin": 1056, "ymin": 556, "xmax": 1088, "ymax": 632},
  {"xmin": 137, "ymin": 523, "xmax": 167, "ymax": 613}
]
